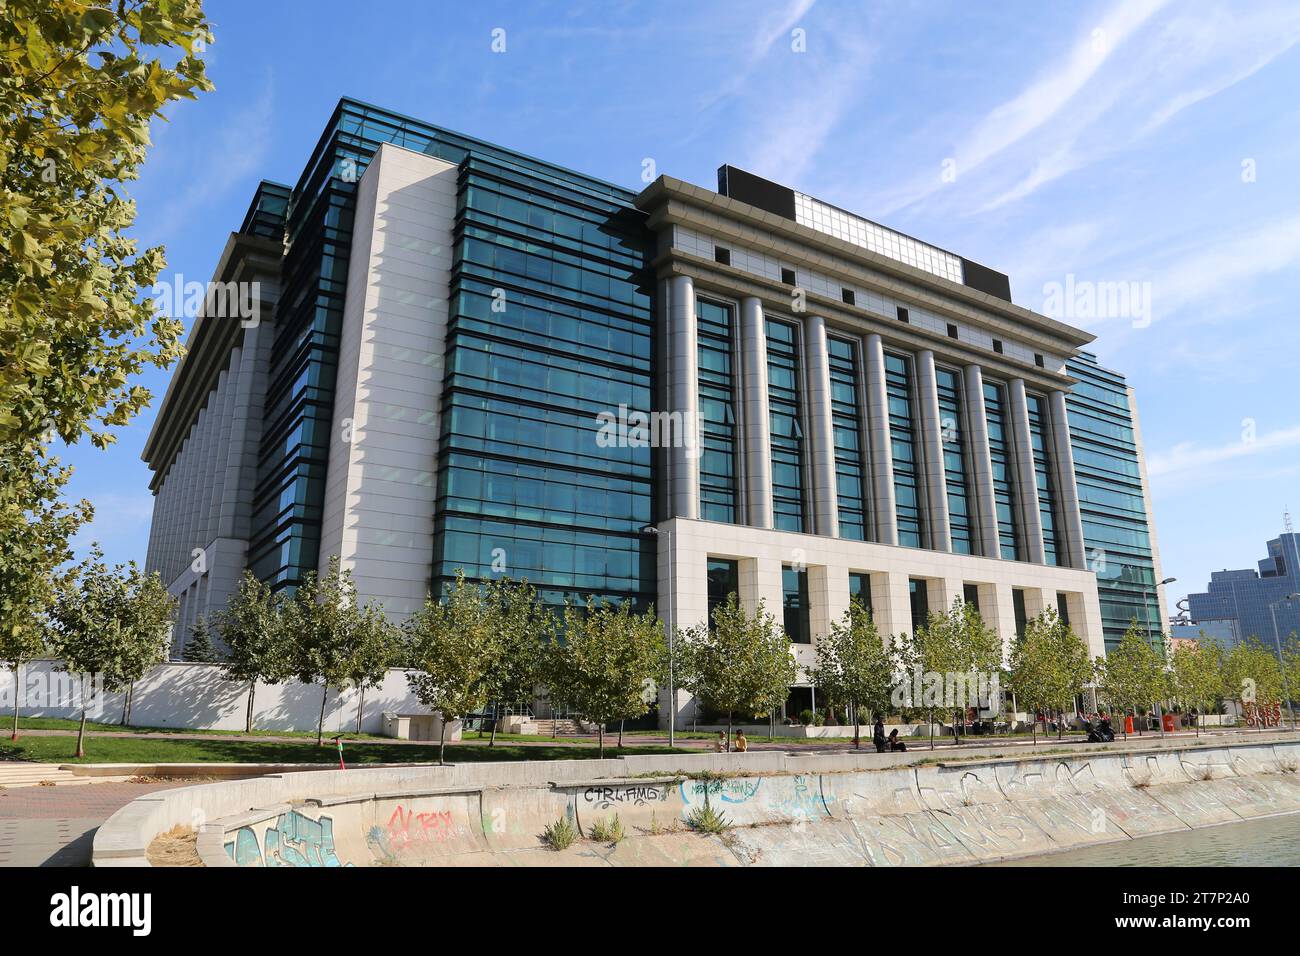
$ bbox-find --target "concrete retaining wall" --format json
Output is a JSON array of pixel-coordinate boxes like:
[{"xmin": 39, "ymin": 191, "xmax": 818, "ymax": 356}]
[{"xmin": 95, "ymin": 736, "xmax": 1300, "ymax": 868}]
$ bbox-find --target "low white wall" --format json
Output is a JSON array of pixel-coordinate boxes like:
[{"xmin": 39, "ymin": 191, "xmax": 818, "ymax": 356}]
[{"xmin": 0, "ymin": 659, "xmax": 434, "ymax": 735}]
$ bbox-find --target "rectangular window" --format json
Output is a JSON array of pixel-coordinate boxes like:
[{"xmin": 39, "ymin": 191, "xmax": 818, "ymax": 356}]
[
  {"xmin": 828, "ymin": 336, "xmax": 868, "ymax": 540},
  {"xmin": 935, "ymin": 367, "xmax": 972, "ymax": 554},
  {"xmin": 983, "ymin": 380, "xmax": 1019, "ymax": 559},
  {"xmin": 849, "ymin": 572, "xmax": 873, "ymax": 614},
  {"xmin": 886, "ymin": 352, "xmax": 923, "ymax": 548},
  {"xmin": 1056, "ymin": 591, "xmax": 1071, "ymax": 627},
  {"xmin": 1034, "ymin": 353, "xmax": 1045, "ymax": 368},
  {"xmin": 841, "ymin": 288, "xmax": 855, "ymax": 306},
  {"xmin": 947, "ymin": 323, "xmax": 958, "ymax": 339},
  {"xmin": 767, "ymin": 318, "xmax": 806, "ymax": 532},
  {"xmin": 897, "ymin": 306, "xmax": 909, "ymax": 323},
  {"xmin": 707, "ymin": 558, "xmax": 739, "ymax": 624},
  {"xmin": 1027, "ymin": 393, "xmax": 1058, "ymax": 565},
  {"xmin": 783, "ymin": 565, "xmax": 811, "ymax": 644},
  {"xmin": 714, "ymin": 246, "xmax": 731, "ymax": 266},
  {"xmin": 1013, "ymin": 588, "xmax": 1028, "ymax": 639},
  {"xmin": 963, "ymin": 583, "xmax": 981, "ymax": 612},
  {"xmin": 909, "ymin": 578, "xmax": 929, "ymax": 633},
  {"xmin": 697, "ymin": 298, "xmax": 738, "ymax": 523},
  {"xmin": 781, "ymin": 267, "xmax": 796, "ymax": 285},
  {"xmin": 992, "ymin": 339, "xmax": 1004, "ymax": 354}
]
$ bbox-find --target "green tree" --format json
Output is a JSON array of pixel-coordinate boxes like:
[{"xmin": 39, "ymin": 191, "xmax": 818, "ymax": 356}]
[
  {"xmin": 284, "ymin": 556, "xmax": 393, "ymax": 746},
  {"xmin": 545, "ymin": 598, "xmax": 665, "ymax": 758},
  {"xmin": 213, "ymin": 571, "xmax": 290, "ymax": 733},
  {"xmin": 481, "ymin": 576, "xmax": 547, "ymax": 747},
  {"xmin": 1008, "ymin": 609, "xmax": 1093, "ymax": 743},
  {"xmin": 0, "ymin": 0, "xmax": 212, "ymax": 454},
  {"xmin": 404, "ymin": 571, "xmax": 498, "ymax": 765},
  {"xmin": 47, "ymin": 545, "xmax": 175, "ymax": 755},
  {"xmin": 678, "ymin": 595, "xmax": 798, "ymax": 751},
  {"xmin": 1170, "ymin": 639, "xmax": 1223, "ymax": 737},
  {"xmin": 906, "ymin": 598, "xmax": 1003, "ymax": 747},
  {"xmin": 1223, "ymin": 637, "xmax": 1284, "ymax": 728},
  {"xmin": 182, "ymin": 616, "xmax": 221, "ymax": 663},
  {"xmin": 0, "ymin": 449, "xmax": 90, "ymax": 739},
  {"xmin": 1096, "ymin": 624, "xmax": 1167, "ymax": 736},
  {"xmin": 809, "ymin": 599, "xmax": 894, "ymax": 749}
]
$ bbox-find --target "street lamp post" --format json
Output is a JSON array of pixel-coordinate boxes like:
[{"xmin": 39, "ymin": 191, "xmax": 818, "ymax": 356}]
[
  {"xmin": 640, "ymin": 524, "xmax": 674, "ymax": 748},
  {"xmin": 1268, "ymin": 592, "xmax": 1299, "ymax": 732},
  {"xmin": 1144, "ymin": 577, "xmax": 1176, "ymax": 735}
]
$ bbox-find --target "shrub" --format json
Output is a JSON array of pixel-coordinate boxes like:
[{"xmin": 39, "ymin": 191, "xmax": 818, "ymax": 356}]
[
  {"xmin": 686, "ymin": 804, "xmax": 731, "ymax": 834},
  {"xmin": 541, "ymin": 816, "xmax": 578, "ymax": 850},
  {"xmin": 589, "ymin": 814, "xmax": 625, "ymax": 844},
  {"xmin": 797, "ymin": 708, "xmax": 815, "ymax": 726}
]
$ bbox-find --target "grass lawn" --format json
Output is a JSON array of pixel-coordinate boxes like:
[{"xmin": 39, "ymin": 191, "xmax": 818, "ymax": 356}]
[{"xmin": 0, "ymin": 733, "xmax": 694, "ymax": 765}]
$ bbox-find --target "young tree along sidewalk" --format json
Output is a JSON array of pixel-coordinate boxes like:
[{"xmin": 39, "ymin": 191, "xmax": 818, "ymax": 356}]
[
  {"xmin": 810, "ymin": 598, "xmax": 894, "ymax": 749},
  {"xmin": 1008, "ymin": 609, "xmax": 1093, "ymax": 743},
  {"xmin": 214, "ymin": 572, "xmax": 292, "ymax": 733}
]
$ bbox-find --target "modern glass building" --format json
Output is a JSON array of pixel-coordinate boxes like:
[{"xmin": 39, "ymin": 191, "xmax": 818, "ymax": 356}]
[
  {"xmin": 142, "ymin": 101, "xmax": 1160, "ymax": 718},
  {"xmin": 1185, "ymin": 531, "xmax": 1300, "ymax": 648}
]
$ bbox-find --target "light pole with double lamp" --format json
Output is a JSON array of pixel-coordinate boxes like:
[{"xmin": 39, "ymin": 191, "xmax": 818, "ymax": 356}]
[
  {"xmin": 1268, "ymin": 592, "xmax": 1299, "ymax": 731},
  {"xmin": 1144, "ymin": 577, "xmax": 1176, "ymax": 734},
  {"xmin": 640, "ymin": 524, "xmax": 674, "ymax": 748}
]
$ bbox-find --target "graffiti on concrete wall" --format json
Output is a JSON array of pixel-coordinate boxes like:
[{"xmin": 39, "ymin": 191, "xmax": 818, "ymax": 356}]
[
  {"xmin": 225, "ymin": 809, "xmax": 348, "ymax": 867},
  {"xmin": 582, "ymin": 784, "xmax": 669, "ymax": 810},
  {"xmin": 365, "ymin": 804, "xmax": 472, "ymax": 861}
]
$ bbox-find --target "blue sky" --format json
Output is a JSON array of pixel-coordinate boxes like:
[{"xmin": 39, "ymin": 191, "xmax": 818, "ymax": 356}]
[{"xmin": 62, "ymin": 0, "xmax": 1300, "ymax": 616}]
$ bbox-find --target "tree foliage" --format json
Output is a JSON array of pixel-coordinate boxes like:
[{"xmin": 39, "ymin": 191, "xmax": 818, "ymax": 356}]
[
  {"xmin": 809, "ymin": 599, "xmax": 894, "ymax": 747},
  {"xmin": 1169, "ymin": 639, "xmax": 1222, "ymax": 735},
  {"xmin": 1222, "ymin": 637, "xmax": 1284, "ymax": 713},
  {"xmin": 284, "ymin": 556, "xmax": 395, "ymax": 746},
  {"xmin": 480, "ymin": 576, "xmax": 548, "ymax": 745},
  {"xmin": 545, "ymin": 597, "xmax": 665, "ymax": 758},
  {"xmin": 46, "ymin": 544, "xmax": 175, "ymax": 754},
  {"xmin": 678, "ymin": 594, "xmax": 797, "ymax": 747},
  {"xmin": 404, "ymin": 571, "xmax": 499, "ymax": 765},
  {"xmin": 1095, "ymin": 623, "xmax": 1168, "ymax": 731},
  {"xmin": 0, "ymin": 0, "xmax": 212, "ymax": 451},
  {"xmin": 1008, "ymin": 609, "xmax": 1093, "ymax": 740},
  {"xmin": 904, "ymin": 598, "xmax": 1003, "ymax": 742},
  {"xmin": 182, "ymin": 615, "xmax": 220, "ymax": 663},
  {"xmin": 212, "ymin": 571, "xmax": 291, "ymax": 733}
]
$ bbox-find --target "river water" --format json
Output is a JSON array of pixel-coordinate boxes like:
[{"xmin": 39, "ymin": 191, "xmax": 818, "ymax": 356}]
[{"xmin": 992, "ymin": 812, "xmax": 1300, "ymax": 866}]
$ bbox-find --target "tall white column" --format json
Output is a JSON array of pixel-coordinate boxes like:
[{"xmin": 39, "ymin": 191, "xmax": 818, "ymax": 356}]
[
  {"xmin": 1048, "ymin": 389, "xmax": 1087, "ymax": 570},
  {"xmin": 914, "ymin": 350, "xmax": 951, "ymax": 552},
  {"xmin": 1008, "ymin": 378, "xmax": 1045, "ymax": 564},
  {"xmin": 964, "ymin": 364, "xmax": 1001, "ymax": 559},
  {"xmin": 741, "ymin": 296, "xmax": 773, "ymax": 529},
  {"xmin": 864, "ymin": 333, "xmax": 897, "ymax": 545},
  {"xmin": 667, "ymin": 275, "xmax": 700, "ymax": 521},
  {"xmin": 804, "ymin": 315, "xmax": 838, "ymax": 537}
]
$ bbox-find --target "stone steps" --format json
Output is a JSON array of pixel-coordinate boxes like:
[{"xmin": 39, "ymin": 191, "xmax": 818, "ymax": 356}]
[{"xmin": 0, "ymin": 763, "xmax": 89, "ymax": 788}]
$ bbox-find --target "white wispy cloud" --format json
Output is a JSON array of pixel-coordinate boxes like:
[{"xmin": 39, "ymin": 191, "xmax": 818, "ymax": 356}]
[{"xmin": 1148, "ymin": 425, "xmax": 1300, "ymax": 480}]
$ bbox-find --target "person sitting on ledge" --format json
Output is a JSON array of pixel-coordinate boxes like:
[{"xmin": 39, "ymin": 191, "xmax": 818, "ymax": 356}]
[
  {"xmin": 715, "ymin": 730, "xmax": 728, "ymax": 753},
  {"xmin": 735, "ymin": 729, "xmax": 748, "ymax": 753},
  {"xmin": 888, "ymin": 729, "xmax": 907, "ymax": 752}
]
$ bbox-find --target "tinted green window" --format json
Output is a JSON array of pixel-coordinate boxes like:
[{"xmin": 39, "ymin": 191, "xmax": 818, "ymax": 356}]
[
  {"xmin": 935, "ymin": 368, "xmax": 972, "ymax": 554},
  {"xmin": 783, "ymin": 565, "xmax": 810, "ymax": 643},
  {"xmin": 767, "ymin": 319, "xmax": 806, "ymax": 532},
  {"xmin": 848, "ymin": 572, "xmax": 873, "ymax": 614},
  {"xmin": 983, "ymin": 380, "xmax": 1019, "ymax": 560},
  {"xmin": 1026, "ymin": 393, "xmax": 1058, "ymax": 566},
  {"xmin": 886, "ymin": 353, "xmax": 922, "ymax": 548},
  {"xmin": 707, "ymin": 558, "xmax": 739, "ymax": 623},
  {"xmin": 829, "ymin": 336, "xmax": 867, "ymax": 540},
  {"xmin": 697, "ymin": 299, "xmax": 737, "ymax": 523}
]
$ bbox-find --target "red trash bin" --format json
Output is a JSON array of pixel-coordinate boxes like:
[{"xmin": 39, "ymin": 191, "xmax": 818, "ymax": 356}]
[
  {"xmin": 1124, "ymin": 715, "xmax": 1135, "ymax": 734},
  {"xmin": 1162, "ymin": 712, "xmax": 1176, "ymax": 733}
]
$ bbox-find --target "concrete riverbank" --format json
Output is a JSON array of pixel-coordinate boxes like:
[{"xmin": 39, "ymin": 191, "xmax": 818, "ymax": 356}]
[{"xmin": 93, "ymin": 733, "xmax": 1300, "ymax": 867}]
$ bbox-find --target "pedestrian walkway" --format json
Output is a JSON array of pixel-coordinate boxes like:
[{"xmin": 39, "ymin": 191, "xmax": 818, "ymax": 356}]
[
  {"xmin": 0, "ymin": 779, "xmax": 187, "ymax": 866},
  {"xmin": 0, "ymin": 762, "xmax": 87, "ymax": 788}
]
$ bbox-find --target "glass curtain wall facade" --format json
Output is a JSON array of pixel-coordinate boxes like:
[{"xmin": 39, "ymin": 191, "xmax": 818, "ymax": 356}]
[
  {"xmin": 1026, "ymin": 393, "xmax": 1059, "ymax": 566},
  {"xmin": 766, "ymin": 319, "xmax": 806, "ymax": 532},
  {"xmin": 697, "ymin": 298, "xmax": 738, "ymax": 523},
  {"xmin": 886, "ymin": 353, "xmax": 923, "ymax": 548},
  {"xmin": 828, "ymin": 337, "xmax": 868, "ymax": 540},
  {"xmin": 252, "ymin": 99, "xmax": 655, "ymax": 610},
  {"xmin": 1066, "ymin": 351, "xmax": 1158, "ymax": 650},
  {"xmin": 983, "ymin": 380, "xmax": 1019, "ymax": 560},
  {"xmin": 935, "ymin": 367, "xmax": 973, "ymax": 554}
]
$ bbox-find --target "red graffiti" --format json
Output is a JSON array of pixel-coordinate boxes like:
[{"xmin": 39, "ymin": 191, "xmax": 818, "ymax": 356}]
[
  {"xmin": 1244, "ymin": 701, "xmax": 1283, "ymax": 728},
  {"xmin": 385, "ymin": 805, "xmax": 458, "ymax": 851}
]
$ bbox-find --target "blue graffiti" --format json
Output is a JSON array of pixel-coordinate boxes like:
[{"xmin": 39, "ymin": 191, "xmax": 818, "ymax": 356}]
[{"xmin": 223, "ymin": 809, "xmax": 351, "ymax": 867}]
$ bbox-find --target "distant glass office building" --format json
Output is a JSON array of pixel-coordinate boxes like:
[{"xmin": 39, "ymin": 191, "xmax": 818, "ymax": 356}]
[
  {"xmin": 1186, "ymin": 532, "xmax": 1300, "ymax": 647},
  {"xmin": 142, "ymin": 100, "xmax": 1162, "ymax": 719}
]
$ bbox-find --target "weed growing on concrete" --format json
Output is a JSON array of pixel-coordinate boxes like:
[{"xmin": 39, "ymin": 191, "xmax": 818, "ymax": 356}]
[
  {"xmin": 686, "ymin": 803, "xmax": 731, "ymax": 834},
  {"xmin": 542, "ymin": 816, "xmax": 577, "ymax": 851},
  {"xmin": 589, "ymin": 814, "xmax": 625, "ymax": 843},
  {"xmin": 1128, "ymin": 771, "xmax": 1153, "ymax": 789}
]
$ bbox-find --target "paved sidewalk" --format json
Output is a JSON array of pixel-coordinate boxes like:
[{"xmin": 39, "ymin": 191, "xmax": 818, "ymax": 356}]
[{"xmin": 0, "ymin": 779, "xmax": 189, "ymax": 866}]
